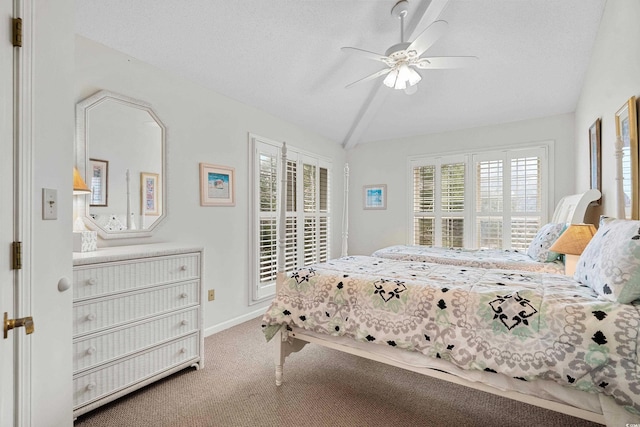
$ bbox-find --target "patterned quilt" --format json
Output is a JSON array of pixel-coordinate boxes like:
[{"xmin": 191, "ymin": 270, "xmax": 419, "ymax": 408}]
[
  {"xmin": 262, "ymin": 256, "xmax": 640, "ymax": 414},
  {"xmin": 372, "ymin": 245, "xmax": 565, "ymax": 274}
]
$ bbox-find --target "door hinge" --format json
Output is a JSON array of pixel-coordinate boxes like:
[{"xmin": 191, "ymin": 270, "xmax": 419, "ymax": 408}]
[
  {"xmin": 12, "ymin": 18, "xmax": 22, "ymax": 47},
  {"xmin": 12, "ymin": 241, "xmax": 22, "ymax": 270}
]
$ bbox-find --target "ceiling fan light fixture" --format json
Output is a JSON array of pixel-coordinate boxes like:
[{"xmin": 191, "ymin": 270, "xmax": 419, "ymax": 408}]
[
  {"xmin": 407, "ymin": 67, "xmax": 422, "ymax": 86},
  {"xmin": 343, "ymin": 2, "xmax": 477, "ymax": 92},
  {"xmin": 397, "ymin": 64, "xmax": 411, "ymax": 85},
  {"xmin": 404, "ymin": 84, "xmax": 418, "ymax": 95},
  {"xmin": 385, "ymin": 63, "xmax": 421, "ymax": 91},
  {"xmin": 383, "ymin": 68, "xmax": 399, "ymax": 88}
]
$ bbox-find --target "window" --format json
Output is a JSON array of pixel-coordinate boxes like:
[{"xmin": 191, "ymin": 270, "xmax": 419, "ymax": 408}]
[
  {"xmin": 250, "ymin": 135, "xmax": 331, "ymax": 304},
  {"xmin": 413, "ymin": 157, "xmax": 466, "ymax": 247},
  {"xmin": 411, "ymin": 145, "xmax": 550, "ymax": 250}
]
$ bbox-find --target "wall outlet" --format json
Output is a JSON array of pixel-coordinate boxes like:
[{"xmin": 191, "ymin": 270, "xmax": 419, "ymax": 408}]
[{"xmin": 208, "ymin": 289, "xmax": 215, "ymax": 301}]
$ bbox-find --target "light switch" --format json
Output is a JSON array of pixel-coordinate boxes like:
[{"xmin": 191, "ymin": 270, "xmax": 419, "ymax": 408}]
[{"xmin": 42, "ymin": 188, "xmax": 57, "ymax": 220}]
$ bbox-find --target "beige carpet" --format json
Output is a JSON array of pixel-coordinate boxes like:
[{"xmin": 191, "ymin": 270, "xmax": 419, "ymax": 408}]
[{"xmin": 74, "ymin": 317, "xmax": 599, "ymax": 427}]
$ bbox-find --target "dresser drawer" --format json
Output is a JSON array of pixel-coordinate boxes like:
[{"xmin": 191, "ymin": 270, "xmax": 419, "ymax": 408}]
[
  {"xmin": 73, "ymin": 281, "xmax": 200, "ymax": 337},
  {"xmin": 73, "ymin": 253, "xmax": 200, "ymax": 300},
  {"xmin": 73, "ymin": 307, "xmax": 199, "ymax": 373},
  {"xmin": 73, "ymin": 334, "xmax": 199, "ymax": 410}
]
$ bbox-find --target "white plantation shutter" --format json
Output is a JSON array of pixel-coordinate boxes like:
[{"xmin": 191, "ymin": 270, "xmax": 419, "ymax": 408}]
[
  {"xmin": 411, "ymin": 144, "xmax": 550, "ymax": 251},
  {"xmin": 623, "ymin": 144, "xmax": 632, "ymax": 217},
  {"xmin": 441, "ymin": 163, "xmax": 465, "ymax": 212},
  {"xmin": 413, "ymin": 164, "xmax": 435, "ymax": 246},
  {"xmin": 302, "ymin": 161, "xmax": 330, "ymax": 265},
  {"xmin": 318, "ymin": 167, "xmax": 329, "ymax": 263},
  {"xmin": 258, "ymin": 153, "xmax": 277, "ymax": 284},
  {"xmin": 476, "ymin": 159, "xmax": 503, "ymax": 249},
  {"xmin": 509, "ymin": 155, "xmax": 542, "ymax": 250},
  {"xmin": 412, "ymin": 158, "xmax": 467, "ymax": 248},
  {"xmin": 303, "ymin": 163, "xmax": 317, "ymax": 265},
  {"xmin": 285, "ymin": 159, "xmax": 298, "ymax": 272},
  {"xmin": 441, "ymin": 163, "xmax": 465, "ymax": 247},
  {"xmin": 250, "ymin": 135, "xmax": 331, "ymax": 304},
  {"xmin": 474, "ymin": 148, "xmax": 546, "ymax": 250}
]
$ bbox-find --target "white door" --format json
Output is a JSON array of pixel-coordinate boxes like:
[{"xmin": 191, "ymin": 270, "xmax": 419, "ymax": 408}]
[{"xmin": 0, "ymin": 3, "xmax": 17, "ymax": 425}]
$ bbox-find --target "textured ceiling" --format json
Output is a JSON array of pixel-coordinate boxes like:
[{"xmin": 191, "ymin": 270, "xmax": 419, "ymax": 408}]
[{"xmin": 75, "ymin": 0, "xmax": 606, "ymax": 147}]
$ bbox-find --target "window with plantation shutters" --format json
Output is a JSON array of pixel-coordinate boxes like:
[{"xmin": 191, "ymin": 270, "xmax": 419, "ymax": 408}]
[
  {"xmin": 302, "ymin": 163, "xmax": 330, "ymax": 266},
  {"xmin": 411, "ymin": 143, "xmax": 550, "ymax": 251},
  {"xmin": 250, "ymin": 135, "xmax": 331, "ymax": 304},
  {"xmin": 476, "ymin": 159, "xmax": 503, "ymax": 249},
  {"xmin": 412, "ymin": 158, "xmax": 466, "ymax": 248},
  {"xmin": 413, "ymin": 165, "xmax": 435, "ymax": 246},
  {"xmin": 258, "ymin": 153, "xmax": 278, "ymax": 285},
  {"xmin": 475, "ymin": 148, "xmax": 545, "ymax": 250}
]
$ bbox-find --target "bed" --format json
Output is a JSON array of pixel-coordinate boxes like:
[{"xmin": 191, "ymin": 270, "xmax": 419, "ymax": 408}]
[
  {"xmin": 371, "ymin": 189, "xmax": 601, "ymax": 274},
  {"xmin": 262, "ymin": 146, "xmax": 640, "ymax": 426}
]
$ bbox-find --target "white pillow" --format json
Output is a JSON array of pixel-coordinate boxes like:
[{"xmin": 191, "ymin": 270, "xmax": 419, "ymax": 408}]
[
  {"xmin": 526, "ymin": 223, "xmax": 566, "ymax": 262},
  {"xmin": 574, "ymin": 218, "xmax": 640, "ymax": 303}
]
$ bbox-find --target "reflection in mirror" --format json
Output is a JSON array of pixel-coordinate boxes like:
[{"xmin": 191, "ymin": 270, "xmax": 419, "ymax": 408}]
[
  {"xmin": 76, "ymin": 91, "xmax": 166, "ymax": 239},
  {"xmin": 615, "ymin": 96, "xmax": 638, "ymax": 220}
]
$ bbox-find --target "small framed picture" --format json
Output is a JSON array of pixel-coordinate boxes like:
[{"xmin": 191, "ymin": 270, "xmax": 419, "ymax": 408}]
[
  {"xmin": 89, "ymin": 158, "xmax": 108, "ymax": 207},
  {"xmin": 588, "ymin": 118, "xmax": 601, "ymax": 206},
  {"xmin": 200, "ymin": 163, "xmax": 235, "ymax": 206},
  {"xmin": 140, "ymin": 172, "xmax": 160, "ymax": 215},
  {"xmin": 363, "ymin": 184, "xmax": 386, "ymax": 210}
]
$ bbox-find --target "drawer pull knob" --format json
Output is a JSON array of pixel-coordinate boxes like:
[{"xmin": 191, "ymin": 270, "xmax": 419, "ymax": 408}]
[
  {"xmin": 180, "ymin": 347, "xmax": 187, "ymax": 354},
  {"xmin": 180, "ymin": 265, "xmax": 187, "ymax": 271},
  {"xmin": 86, "ymin": 313, "xmax": 96, "ymax": 321},
  {"xmin": 86, "ymin": 382, "xmax": 96, "ymax": 391},
  {"xmin": 87, "ymin": 278, "xmax": 97, "ymax": 286},
  {"xmin": 86, "ymin": 346, "xmax": 96, "ymax": 355},
  {"xmin": 181, "ymin": 320, "xmax": 188, "ymax": 326},
  {"xmin": 180, "ymin": 293, "xmax": 188, "ymax": 299}
]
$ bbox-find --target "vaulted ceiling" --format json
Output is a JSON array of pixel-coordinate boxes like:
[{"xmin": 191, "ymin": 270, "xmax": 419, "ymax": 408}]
[{"xmin": 75, "ymin": 0, "xmax": 606, "ymax": 148}]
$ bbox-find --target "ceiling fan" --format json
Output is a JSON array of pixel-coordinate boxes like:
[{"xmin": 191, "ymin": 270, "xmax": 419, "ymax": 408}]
[{"xmin": 342, "ymin": 0, "xmax": 478, "ymax": 95}]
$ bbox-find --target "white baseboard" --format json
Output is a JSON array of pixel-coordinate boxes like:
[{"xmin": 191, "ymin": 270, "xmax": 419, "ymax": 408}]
[{"xmin": 204, "ymin": 307, "xmax": 265, "ymax": 337}]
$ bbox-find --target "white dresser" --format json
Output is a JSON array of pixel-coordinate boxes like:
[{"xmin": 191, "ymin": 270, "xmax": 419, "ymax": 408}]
[{"xmin": 72, "ymin": 244, "xmax": 204, "ymax": 418}]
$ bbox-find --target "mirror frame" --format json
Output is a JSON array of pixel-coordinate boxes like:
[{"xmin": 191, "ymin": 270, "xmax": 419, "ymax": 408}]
[
  {"xmin": 615, "ymin": 96, "xmax": 638, "ymax": 220},
  {"xmin": 76, "ymin": 90, "xmax": 168, "ymax": 239}
]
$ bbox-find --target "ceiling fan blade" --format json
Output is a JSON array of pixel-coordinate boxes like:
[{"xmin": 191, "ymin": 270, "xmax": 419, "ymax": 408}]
[
  {"xmin": 341, "ymin": 47, "xmax": 389, "ymax": 63},
  {"xmin": 415, "ymin": 56, "xmax": 479, "ymax": 69},
  {"xmin": 345, "ymin": 68, "xmax": 392, "ymax": 88},
  {"xmin": 407, "ymin": 20, "xmax": 448, "ymax": 57}
]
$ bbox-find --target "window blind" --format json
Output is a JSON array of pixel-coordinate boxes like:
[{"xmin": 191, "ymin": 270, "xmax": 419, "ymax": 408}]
[
  {"xmin": 411, "ymin": 144, "xmax": 549, "ymax": 251},
  {"xmin": 250, "ymin": 136, "xmax": 331, "ymax": 303}
]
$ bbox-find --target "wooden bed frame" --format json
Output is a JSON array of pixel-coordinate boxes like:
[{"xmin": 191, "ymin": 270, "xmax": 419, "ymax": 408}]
[{"xmin": 272, "ymin": 144, "xmax": 608, "ymax": 424}]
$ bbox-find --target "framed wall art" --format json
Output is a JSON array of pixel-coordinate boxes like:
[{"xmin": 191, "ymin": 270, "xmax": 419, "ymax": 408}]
[
  {"xmin": 89, "ymin": 158, "xmax": 108, "ymax": 207},
  {"xmin": 588, "ymin": 118, "xmax": 601, "ymax": 206},
  {"xmin": 200, "ymin": 163, "xmax": 235, "ymax": 206},
  {"xmin": 615, "ymin": 96, "xmax": 638, "ymax": 219},
  {"xmin": 363, "ymin": 184, "xmax": 387, "ymax": 210},
  {"xmin": 140, "ymin": 172, "xmax": 160, "ymax": 215}
]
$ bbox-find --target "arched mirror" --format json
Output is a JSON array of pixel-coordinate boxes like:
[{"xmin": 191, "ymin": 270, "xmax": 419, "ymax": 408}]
[{"xmin": 76, "ymin": 91, "xmax": 167, "ymax": 239}]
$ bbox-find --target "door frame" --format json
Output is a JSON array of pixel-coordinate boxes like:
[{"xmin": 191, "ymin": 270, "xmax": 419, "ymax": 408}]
[{"xmin": 13, "ymin": 0, "xmax": 33, "ymax": 424}]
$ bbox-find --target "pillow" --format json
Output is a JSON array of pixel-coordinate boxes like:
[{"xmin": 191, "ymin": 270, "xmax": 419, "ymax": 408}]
[
  {"xmin": 573, "ymin": 218, "xmax": 640, "ymax": 303},
  {"xmin": 526, "ymin": 223, "xmax": 566, "ymax": 262},
  {"xmin": 599, "ymin": 215, "xmax": 614, "ymax": 227}
]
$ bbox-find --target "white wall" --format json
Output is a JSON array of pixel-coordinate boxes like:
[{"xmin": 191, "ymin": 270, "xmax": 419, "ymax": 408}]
[
  {"xmin": 346, "ymin": 113, "xmax": 576, "ymax": 256},
  {"xmin": 74, "ymin": 36, "xmax": 346, "ymax": 331},
  {"xmin": 575, "ymin": 0, "xmax": 640, "ymax": 225}
]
